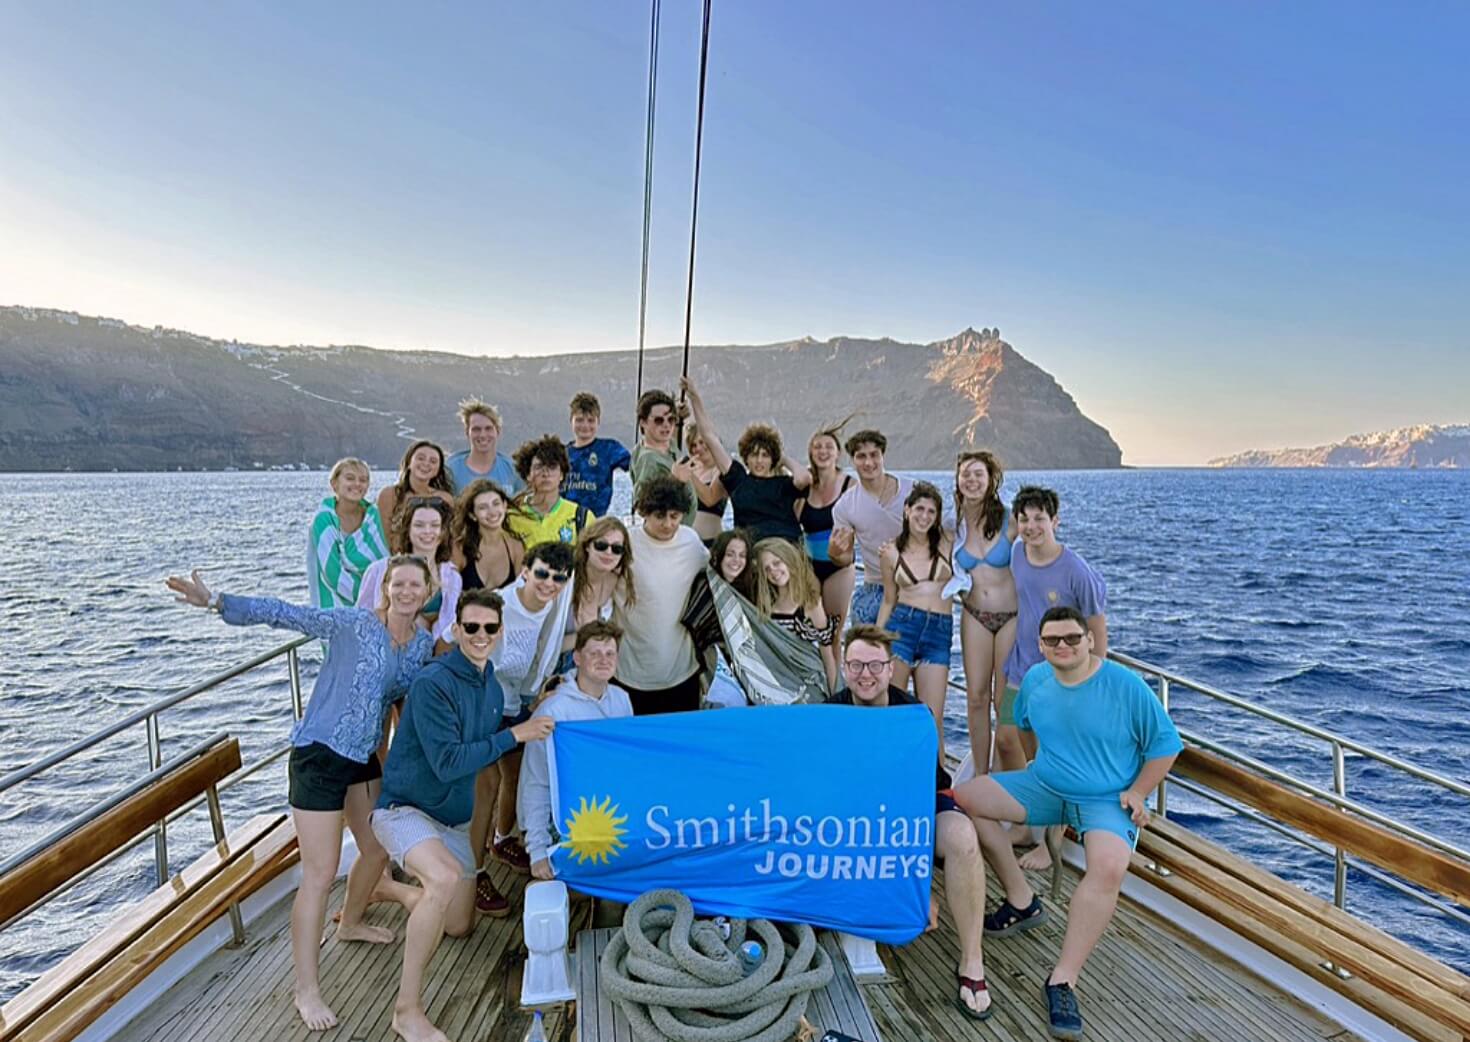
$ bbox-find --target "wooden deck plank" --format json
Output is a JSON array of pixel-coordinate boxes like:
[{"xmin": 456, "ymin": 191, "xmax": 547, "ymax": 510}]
[{"xmin": 106, "ymin": 854, "xmax": 1382, "ymax": 1042}]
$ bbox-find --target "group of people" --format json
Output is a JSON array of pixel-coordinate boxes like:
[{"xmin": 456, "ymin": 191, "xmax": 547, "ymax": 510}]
[{"xmin": 167, "ymin": 379, "xmax": 1180, "ymax": 1042}]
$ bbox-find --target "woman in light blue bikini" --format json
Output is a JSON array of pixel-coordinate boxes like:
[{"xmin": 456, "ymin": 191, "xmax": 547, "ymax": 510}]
[{"xmin": 952, "ymin": 450, "xmax": 1018, "ymax": 775}]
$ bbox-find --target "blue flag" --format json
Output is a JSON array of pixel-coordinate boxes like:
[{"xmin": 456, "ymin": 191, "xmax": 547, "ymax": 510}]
[{"xmin": 547, "ymin": 704, "xmax": 936, "ymax": 943}]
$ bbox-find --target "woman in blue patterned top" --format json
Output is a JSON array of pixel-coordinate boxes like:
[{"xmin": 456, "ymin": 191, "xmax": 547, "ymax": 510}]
[{"xmin": 165, "ymin": 555, "xmax": 435, "ymax": 1033}]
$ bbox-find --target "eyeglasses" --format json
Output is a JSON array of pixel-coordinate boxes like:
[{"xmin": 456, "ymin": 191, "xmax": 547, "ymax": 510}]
[
  {"xmin": 843, "ymin": 659, "xmax": 891, "ymax": 675},
  {"xmin": 591, "ymin": 539, "xmax": 626, "ymax": 556},
  {"xmin": 460, "ymin": 621, "xmax": 501, "ymax": 635},
  {"xmin": 1040, "ymin": 632, "xmax": 1087, "ymax": 648},
  {"xmin": 532, "ymin": 567, "xmax": 571, "ymax": 583}
]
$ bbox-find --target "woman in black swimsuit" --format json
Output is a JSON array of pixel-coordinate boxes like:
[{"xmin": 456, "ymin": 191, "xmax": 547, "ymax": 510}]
[
  {"xmin": 796, "ymin": 422, "xmax": 856, "ymax": 635},
  {"xmin": 451, "ymin": 479, "xmax": 524, "ymax": 592}
]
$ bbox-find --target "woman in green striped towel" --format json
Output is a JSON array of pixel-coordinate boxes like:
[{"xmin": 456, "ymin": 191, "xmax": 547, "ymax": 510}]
[{"xmin": 308, "ymin": 458, "xmax": 390, "ymax": 608}]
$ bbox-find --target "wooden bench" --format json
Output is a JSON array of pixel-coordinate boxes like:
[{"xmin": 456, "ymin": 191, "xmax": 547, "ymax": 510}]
[
  {"xmin": 1131, "ymin": 746, "xmax": 1470, "ymax": 1042},
  {"xmin": 0, "ymin": 735, "xmax": 300, "ymax": 1042},
  {"xmin": 573, "ymin": 928, "xmax": 882, "ymax": 1042}
]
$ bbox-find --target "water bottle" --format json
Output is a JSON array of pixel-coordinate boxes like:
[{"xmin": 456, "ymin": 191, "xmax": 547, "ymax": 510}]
[
  {"xmin": 738, "ymin": 939, "xmax": 763, "ymax": 976},
  {"xmin": 525, "ymin": 1010, "xmax": 547, "ymax": 1042}
]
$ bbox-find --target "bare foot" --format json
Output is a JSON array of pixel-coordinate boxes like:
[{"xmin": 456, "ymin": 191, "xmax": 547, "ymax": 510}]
[
  {"xmin": 1018, "ymin": 843, "xmax": 1053, "ymax": 871},
  {"xmin": 337, "ymin": 920, "xmax": 396, "ymax": 944},
  {"xmin": 392, "ymin": 1005, "xmax": 451, "ymax": 1042},
  {"xmin": 294, "ymin": 988, "xmax": 339, "ymax": 1031}
]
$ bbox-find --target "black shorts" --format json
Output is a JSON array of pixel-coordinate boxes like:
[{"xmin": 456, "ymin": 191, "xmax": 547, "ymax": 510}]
[
  {"xmin": 288, "ymin": 742, "xmax": 382, "ymax": 812},
  {"xmin": 616, "ymin": 671, "xmax": 703, "ymax": 716}
]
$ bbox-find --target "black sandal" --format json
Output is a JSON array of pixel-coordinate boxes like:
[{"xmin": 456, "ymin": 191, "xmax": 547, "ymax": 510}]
[{"xmin": 983, "ymin": 895, "xmax": 1048, "ymax": 937}]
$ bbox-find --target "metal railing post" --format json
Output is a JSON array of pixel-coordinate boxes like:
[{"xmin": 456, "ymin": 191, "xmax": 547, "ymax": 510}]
[
  {"xmin": 287, "ymin": 645, "xmax": 305, "ymax": 721},
  {"xmin": 1332, "ymin": 740, "xmax": 1348, "ymax": 910},
  {"xmin": 145, "ymin": 714, "xmax": 168, "ymax": 886},
  {"xmin": 1156, "ymin": 676, "xmax": 1170, "ymax": 819},
  {"xmin": 205, "ymin": 784, "xmax": 247, "ymax": 946}
]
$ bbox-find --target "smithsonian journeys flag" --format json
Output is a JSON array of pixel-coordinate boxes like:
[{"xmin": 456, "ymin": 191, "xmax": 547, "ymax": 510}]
[{"xmin": 547, "ymin": 704, "xmax": 936, "ymax": 943}]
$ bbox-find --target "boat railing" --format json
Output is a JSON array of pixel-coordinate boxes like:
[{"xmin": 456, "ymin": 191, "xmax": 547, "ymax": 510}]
[
  {"xmin": 4, "ymin": 635, "xmax": 1466, "ymax": 936},
  {"xmin": 0, "ymin": 636, "xmax": 311, "ymax": 924},
  {"xmin": 1104, "ymin": 650, "xmax": 1469, "ymax": 926}
]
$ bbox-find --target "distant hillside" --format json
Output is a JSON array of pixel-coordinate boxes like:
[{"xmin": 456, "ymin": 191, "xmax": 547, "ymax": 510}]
[
  {"xmin": 0, "ymin": 307, "xmax": 1123, "ymax": 472},
  {"xmin": 1209, "ymin": 424, "xmax": 1470, "ymax": 468}
]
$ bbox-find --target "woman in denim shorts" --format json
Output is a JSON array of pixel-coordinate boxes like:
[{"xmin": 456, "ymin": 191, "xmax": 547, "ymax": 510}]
[{"xmin": 876, "ymin": 482, "xmax": 956, "ymax": 756}]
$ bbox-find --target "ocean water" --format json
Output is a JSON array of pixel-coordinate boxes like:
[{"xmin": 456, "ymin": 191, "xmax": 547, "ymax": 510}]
[{"xmin": 0, "ymin": 468, "xmax": 1467, "ymax": 1002}]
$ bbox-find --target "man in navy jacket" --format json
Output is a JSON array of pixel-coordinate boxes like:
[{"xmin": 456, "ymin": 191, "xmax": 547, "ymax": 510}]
[{"xmin": 369, "ymin": 588, "xmax": 554, "ymax": 1042}]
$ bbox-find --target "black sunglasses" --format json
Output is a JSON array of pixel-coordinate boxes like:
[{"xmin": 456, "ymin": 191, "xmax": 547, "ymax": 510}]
[
  {"xmin": 591, "ymin": 539, "xmax": 626, "ymax": 556},
  {"xmin": 1040, "ymin": 632, "xmax": 1087, "ymax": 648},
  {"xmin": 532, "ymin": 567, "xmax": 571, "ymax": 583},
  {"xmin": 460, "ymin": 621, "xmax": 501, "ymax": 635}
]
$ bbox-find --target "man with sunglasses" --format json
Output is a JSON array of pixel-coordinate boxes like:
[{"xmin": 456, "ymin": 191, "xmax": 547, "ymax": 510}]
[
  {"xmin": 828, "ymin": 624, "xmax": 995, "ymax": 1021},
  {"xmin": 371, "ymin": 589, "xmax": 555, "ymax": 1042},
  {"xmin": 952, "ymin": 606, "xmax": 1181, "ymax": 1040},
  {"xmin": 471, "ymin": 541, "xmax": 575, "ymax": 902},
  {"xmin": 518, "ymin": 620, "xmax": 633, "ymax": 881},
  {"xmin": 630, "ymin": 388, "xmax": 697, "ymax": 527}
]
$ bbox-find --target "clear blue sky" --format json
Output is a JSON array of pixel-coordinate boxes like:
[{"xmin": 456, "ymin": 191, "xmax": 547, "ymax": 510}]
[{"xmin": 2, "ymin": 2, "xmax": 1467, "ymax": 465}]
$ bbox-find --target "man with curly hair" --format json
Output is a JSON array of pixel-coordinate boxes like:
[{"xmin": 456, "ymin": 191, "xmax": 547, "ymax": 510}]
[{"xmin": 506, "ymin": 435, "xmax": 591, "ymax": 550}]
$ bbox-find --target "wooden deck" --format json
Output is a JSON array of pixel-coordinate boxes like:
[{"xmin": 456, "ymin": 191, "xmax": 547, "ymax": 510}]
[{"xmin": 113, "ymin": 858, "xmax": 1365, "ymax": 1042}]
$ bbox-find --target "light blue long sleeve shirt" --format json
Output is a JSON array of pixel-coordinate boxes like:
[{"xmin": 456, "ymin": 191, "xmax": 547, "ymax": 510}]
[{"xmin": 219, "ymin": 595, "xmax": 433, "ymax": 763}]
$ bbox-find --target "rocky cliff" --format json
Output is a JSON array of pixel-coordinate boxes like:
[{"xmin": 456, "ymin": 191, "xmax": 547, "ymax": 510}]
[
  {"xmin": 1208, "ymin": 424, "xmax": 1470, "ymax": 468},
  {"xmin": 0, "ymin": 308, "xmax": 1123, "ymax": 471}
]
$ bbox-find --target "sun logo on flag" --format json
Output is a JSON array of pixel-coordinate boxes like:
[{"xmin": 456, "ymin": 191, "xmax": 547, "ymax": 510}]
[{"xmin": 562, "ymin": 795, "xmax": 628, "ymax": 865}]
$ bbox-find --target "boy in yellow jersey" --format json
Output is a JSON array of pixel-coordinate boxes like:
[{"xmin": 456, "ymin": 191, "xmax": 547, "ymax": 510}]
[{"xmin": 506, "ymin": 435, "xmax": 591, "ymax": 549}]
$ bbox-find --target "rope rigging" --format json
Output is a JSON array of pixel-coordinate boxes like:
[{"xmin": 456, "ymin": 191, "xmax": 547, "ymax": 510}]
[{"xmin": 633, "ymin": 0, "xmax": 661, "ymax": 433}]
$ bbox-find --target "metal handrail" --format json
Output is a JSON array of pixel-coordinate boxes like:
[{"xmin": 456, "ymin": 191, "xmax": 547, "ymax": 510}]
[
  {"xmin": 0, "ymin": 635, "xmax": 309, "ymax": 898},
  {"xmin": 1107, "ymin": 649, "xmax": 1470, "ymax": 799},
  {"xmin": 0, "ymin": 636, "xmax": 312, "ymax": 796}
]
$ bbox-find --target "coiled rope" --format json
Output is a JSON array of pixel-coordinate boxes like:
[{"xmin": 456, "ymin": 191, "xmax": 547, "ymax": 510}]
[{"xmin": 599, "ymin": 889, "xmax": 834, "ymax": 1042}]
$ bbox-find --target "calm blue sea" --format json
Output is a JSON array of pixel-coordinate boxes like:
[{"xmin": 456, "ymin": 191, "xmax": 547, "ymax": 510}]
[{"xmin": 0, "ymin": 468, "xmax": 1466, "ymax": 1001}]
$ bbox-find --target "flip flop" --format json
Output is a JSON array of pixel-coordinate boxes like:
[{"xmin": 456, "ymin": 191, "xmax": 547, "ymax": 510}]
[{"xmin": 956, "ymin": 974, "xmax": 994, "ymax": 1021}]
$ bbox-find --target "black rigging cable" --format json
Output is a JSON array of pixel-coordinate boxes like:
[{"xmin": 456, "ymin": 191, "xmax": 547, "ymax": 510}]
[
  {"xmin": 633, "ymin": 0, "xmax": 661, "ymax": 440},
  {"xmin": 679, "ymin": 0, "xmax": 713, "ymax": 404}
]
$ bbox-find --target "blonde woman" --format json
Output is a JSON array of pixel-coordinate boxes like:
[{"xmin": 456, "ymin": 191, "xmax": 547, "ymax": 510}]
[
  {"xmin": 559, "ymin": 516, "xmax": 637, "ymax": 669},
  {"xmin": 308, "ymin": 457, "xmax": 389, "ymax": 608},
  {"xmin": 683, "ymin": 421, "xmax": 729, "ymax": 545},
  {"xmin": 165, "ymin": 557, "xmax": 431, "ymax": 1032},
  {"xmin": 752, "ymin": 537, "xmax": 838, "ymax": 692}
]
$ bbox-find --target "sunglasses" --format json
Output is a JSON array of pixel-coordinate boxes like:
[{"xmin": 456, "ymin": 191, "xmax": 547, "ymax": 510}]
[
  {"xmin": 843, "ymin": 659, "xmax": 891, "ymax": 675},
  {"xmin": 647, "ymin": 414, "xmax": 676, "ymax": 426},
  {"xmin": 1040, "ymin": 632, "xmax": 1087, "ymax": 648},
  {"xmin": 532, "ymin": 567, "xmax": 571, "ymax": 583},
  {"xmin": 460, "ymin": 621, "xmax": 501, "ymax": 635},
  {"xmin": 406, "ymin": 496, "xmax": 444, "ymax": 511},
  {"xmin": 591, "ymin": 539, "xmax": 626, "ymax": 556}
]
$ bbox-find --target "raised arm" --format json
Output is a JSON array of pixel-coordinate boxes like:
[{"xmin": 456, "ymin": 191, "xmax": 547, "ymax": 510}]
[
  {"xmin": 166, "ymin": 569, "xmax": 341, "ymax": 642},
  {"xmin": 679, "ymin": 376, "xmax": 734, "ymax": 474},
  {"xmin": 782, "ymin": 452, "xmax": 812, "ymax": 490}
]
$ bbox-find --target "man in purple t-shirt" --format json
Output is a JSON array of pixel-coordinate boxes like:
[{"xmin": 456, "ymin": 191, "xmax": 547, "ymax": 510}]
[{"xmin": 997, "ymin": 485, "xmax": 1108, "ymax": 873}]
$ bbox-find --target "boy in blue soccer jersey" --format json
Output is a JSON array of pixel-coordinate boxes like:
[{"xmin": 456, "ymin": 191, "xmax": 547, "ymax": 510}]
[
  {"xmin": 953, "ymin": 605, "xmax": 1181, "ymax": 1040},
  {"xmin": 563, "ymin": 392, "xmax": 631, "ymax": 517}
]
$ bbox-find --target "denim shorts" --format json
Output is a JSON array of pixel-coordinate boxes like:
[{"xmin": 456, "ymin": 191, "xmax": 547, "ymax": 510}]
[
  {"xmin": 992, "ymin": 768, "xmax": 1140, "ymax": 849},
  {"xmin": 849, "ymin": 582, "xmax": 885, "ymax": 627},
  {"xmin": 887, "ymin": 604, "xmax": 954, "ymax": 667}
]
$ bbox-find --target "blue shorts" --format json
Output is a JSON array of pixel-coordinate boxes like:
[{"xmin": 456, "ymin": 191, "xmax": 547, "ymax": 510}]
[
  {"xmin": 992, "ymin": 768, "xmax": 1140, "ymax": 849},
  {"xmin": 886, "ymin": 604, "xmax": 954, "ymax": 667},
  {"xmin": 849, "ymin": 582, "xmax": 885, "ymax": 627}
]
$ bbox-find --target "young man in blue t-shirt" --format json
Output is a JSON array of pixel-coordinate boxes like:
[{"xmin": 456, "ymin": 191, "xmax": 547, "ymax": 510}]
[
  {"xmin": 953, "ymin": 606, "xmax": 1181, "ymax": 1041},
  {"xmin": 563, "ymin": 392, "xmax": 631, "ymax": 517}
]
